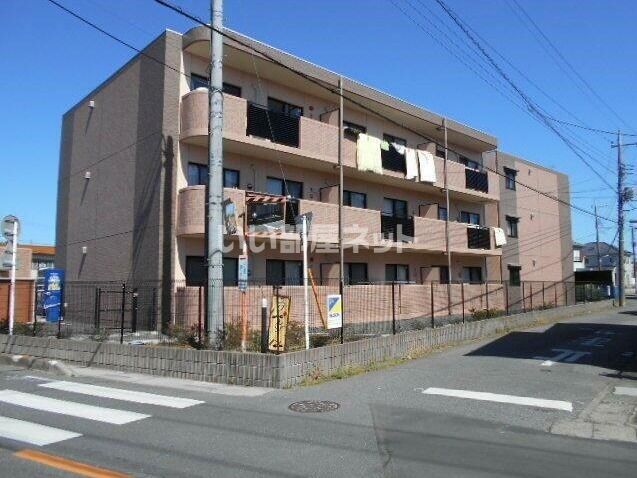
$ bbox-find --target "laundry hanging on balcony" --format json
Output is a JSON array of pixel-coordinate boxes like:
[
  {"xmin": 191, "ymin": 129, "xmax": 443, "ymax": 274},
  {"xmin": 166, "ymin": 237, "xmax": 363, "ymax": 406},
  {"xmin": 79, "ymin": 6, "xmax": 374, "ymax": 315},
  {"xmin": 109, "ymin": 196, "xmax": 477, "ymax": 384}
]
[
  {"xmin": 493, "ymin": 227, "xmax": 507, "ymax": 246},
  {"xmin": 405, "ymin": 148, "xmax": 419, "ymax": 180},
  {"xmin": 245, "ymin": 191, "xmax": 288, "ymax": 233},
  {"xmin": 417, "ymin": 149, "xmax": 437, "ymax": 183},
  {"xmin": 356, "ymin": 133, "xmax": 383, "ymax": 175}
]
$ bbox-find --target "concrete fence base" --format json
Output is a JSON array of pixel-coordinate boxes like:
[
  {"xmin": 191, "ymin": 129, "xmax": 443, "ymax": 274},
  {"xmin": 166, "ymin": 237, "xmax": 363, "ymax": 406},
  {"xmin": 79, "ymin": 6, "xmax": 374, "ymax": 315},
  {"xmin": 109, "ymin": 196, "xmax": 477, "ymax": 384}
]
[{"xmin": 0, "ymin": 300, "xmax": 614, "ymax": 388}]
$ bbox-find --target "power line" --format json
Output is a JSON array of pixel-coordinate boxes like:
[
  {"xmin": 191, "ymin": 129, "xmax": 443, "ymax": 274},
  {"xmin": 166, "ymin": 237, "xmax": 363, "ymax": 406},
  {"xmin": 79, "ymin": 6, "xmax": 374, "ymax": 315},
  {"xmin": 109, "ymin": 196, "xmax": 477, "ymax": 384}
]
[
  {"xmin": 506, "ymin": 0, "xmax": 636, "ymax": 132},
  {"xmin": 46, "ymin": 0, "xmax": 618, "ymax": 224}
]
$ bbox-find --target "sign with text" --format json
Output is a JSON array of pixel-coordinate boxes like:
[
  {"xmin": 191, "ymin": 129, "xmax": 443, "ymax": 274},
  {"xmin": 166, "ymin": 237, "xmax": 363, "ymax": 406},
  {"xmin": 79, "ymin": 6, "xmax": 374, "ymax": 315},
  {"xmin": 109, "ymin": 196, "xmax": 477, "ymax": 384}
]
[
  {"xmin": 238, "ymin": 255, "xmax": 248, "ymax": 291},
  {"xmin": 43, "ymin": 269, "xmax": 65, "ymax": 323},
  {"xmin": 327, "ymin": 294, "xmax": 342, "ymax": 329},
  {"xmin": 268, "ymin": 295, "xmax": 291, "ymax": 352}
]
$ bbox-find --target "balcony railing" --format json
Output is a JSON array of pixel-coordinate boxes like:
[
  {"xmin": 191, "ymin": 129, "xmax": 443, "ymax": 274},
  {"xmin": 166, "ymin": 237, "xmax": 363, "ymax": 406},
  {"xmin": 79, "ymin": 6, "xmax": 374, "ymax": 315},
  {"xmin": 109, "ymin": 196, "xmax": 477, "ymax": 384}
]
[
  {"xmin": 467, "ymin": 225, "xmax": 491, "ymax": 249},
  {"xmin": 465, "ymin": 168, "xmax": 489, "ymax": 193},
  {"xmin": 381, "ymin": 215, "xmax": 414, "ymax": 242},
  {"xmin": 246, "ymin": 102, "xmax": 300, "ymax": 148},
  {"xmin": 381, "ymin": 146, "xmax": 407, "ymax": 173}
]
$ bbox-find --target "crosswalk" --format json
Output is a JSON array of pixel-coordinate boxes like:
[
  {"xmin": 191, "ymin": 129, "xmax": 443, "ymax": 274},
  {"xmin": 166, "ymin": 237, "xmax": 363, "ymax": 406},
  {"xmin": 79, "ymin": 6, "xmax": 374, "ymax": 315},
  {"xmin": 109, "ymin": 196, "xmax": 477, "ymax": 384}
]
[{"xmin": 0, "ymin": 379, "xmax": 204, "ymax": 447}]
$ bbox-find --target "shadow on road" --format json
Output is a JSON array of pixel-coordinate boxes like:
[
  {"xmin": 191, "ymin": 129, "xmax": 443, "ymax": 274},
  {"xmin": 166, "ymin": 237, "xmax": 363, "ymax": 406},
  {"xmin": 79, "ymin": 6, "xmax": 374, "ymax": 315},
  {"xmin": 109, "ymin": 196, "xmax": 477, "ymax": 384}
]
[{"xmin": 466, "ymin": 322, "xmax": 637, "ymax": 374}]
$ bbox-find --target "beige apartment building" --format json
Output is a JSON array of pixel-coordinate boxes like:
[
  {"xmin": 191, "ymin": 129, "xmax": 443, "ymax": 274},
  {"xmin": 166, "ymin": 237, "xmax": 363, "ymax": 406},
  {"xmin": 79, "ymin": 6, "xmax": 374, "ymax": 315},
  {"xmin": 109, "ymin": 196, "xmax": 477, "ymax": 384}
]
[{"xmin": 55, "ymin": 26, "xmax": 572, "ymax": 290}]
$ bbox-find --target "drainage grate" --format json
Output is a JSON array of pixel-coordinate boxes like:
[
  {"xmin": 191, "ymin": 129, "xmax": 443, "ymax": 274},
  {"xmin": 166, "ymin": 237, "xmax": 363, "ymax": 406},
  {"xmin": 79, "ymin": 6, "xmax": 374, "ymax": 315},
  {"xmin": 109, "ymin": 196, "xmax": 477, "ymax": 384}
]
[{"xmin": 288, "ymin": 400, "xmax": 340, "ymax": 413}]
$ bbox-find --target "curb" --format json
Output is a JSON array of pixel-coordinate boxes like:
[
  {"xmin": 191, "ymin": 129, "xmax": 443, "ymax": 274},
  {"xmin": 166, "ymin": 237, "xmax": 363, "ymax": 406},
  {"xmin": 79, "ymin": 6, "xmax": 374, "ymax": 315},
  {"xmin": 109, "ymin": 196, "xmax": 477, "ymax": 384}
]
[{"xmin": 0, "ymin": 353, "xmax": 75, "ymax": 377}]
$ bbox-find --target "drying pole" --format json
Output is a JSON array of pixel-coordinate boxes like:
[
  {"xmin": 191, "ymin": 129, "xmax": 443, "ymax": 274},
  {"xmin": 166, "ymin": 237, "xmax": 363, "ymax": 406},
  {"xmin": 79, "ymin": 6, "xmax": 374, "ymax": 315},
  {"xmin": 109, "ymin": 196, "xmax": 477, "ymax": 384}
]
[
  {"xmin": 338, "ymin": 77, "xmax": 345, "ymax": 344},
  {"xmin": 206, "ymin": 0, "xmax": 225, "ymax": 342}
]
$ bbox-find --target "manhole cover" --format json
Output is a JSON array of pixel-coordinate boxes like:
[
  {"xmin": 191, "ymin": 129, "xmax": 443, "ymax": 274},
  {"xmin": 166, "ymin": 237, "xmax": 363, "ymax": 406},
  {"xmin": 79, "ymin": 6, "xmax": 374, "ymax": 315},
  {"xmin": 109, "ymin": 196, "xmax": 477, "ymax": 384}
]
[{"xmin": 288, "ymin": 400, "xmax": 340, "ymax": 413}]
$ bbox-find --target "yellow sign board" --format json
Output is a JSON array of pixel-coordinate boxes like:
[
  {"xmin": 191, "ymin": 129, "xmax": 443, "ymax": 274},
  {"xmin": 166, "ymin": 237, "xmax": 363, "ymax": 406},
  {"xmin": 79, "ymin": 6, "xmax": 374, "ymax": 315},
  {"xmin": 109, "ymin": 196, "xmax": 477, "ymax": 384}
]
[{"xmin": 268, "ymin": 295, "xmax": 291, "ymax": 352}]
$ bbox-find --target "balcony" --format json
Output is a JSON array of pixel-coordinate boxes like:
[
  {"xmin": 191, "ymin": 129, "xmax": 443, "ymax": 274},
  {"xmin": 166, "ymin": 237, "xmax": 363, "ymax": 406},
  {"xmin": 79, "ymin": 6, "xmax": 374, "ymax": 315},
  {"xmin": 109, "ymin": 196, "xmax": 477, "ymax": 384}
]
[
  {"xmin": 176, "ymin": 186, "xmax": 245, "ymax": 237},
  {"xmin": 179, "ymin": 90, "xmax": 498, "ymax": 201}
]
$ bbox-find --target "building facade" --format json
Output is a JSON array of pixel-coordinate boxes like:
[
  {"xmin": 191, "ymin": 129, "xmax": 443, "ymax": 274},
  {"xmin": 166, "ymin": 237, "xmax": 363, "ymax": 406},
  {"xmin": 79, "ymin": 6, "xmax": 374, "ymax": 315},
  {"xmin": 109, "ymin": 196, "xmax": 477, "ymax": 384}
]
[{"xmin": 55, "ymin": 27, "xmax": 572, "ymax": 288}]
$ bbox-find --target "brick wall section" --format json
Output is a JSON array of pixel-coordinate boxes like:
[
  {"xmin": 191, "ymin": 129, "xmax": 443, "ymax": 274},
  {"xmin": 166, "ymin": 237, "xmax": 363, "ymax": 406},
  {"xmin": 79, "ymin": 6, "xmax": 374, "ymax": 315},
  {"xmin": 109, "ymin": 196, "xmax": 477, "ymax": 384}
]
[
  {"xmin": 0, "ymin": 280, "xmax": 35, "ymax": 324},
  {"xmin": 0, "ymin": 300, "xmax": 613, "ymax": 388}
]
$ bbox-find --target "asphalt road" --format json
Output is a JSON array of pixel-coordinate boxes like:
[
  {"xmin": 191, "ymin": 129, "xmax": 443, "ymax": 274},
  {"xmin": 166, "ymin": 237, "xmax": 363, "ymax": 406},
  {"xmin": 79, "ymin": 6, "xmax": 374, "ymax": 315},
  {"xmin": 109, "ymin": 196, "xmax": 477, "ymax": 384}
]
[{"xmin": 1, "ymin": 301, "xmax": 637, "ymax": 477}]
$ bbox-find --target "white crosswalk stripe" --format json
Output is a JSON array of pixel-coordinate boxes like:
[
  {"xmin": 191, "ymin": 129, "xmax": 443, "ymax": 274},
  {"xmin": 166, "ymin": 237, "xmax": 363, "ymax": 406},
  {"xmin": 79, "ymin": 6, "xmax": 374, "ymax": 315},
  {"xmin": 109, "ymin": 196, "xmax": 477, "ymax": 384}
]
[
  {"xmin": 0, "ymin": 416, "xmax": 82, "ymax": 445},
  {"xmin": 0, "ymin": 390, "xmax": 150, "ymax": 425},
  {"xmin": 419, "ymin": 387, "xmax": 573, "ymax": 411},
  {"xmin": 39, "ymin": 381, "xmax": 204, "ymax": 408}
]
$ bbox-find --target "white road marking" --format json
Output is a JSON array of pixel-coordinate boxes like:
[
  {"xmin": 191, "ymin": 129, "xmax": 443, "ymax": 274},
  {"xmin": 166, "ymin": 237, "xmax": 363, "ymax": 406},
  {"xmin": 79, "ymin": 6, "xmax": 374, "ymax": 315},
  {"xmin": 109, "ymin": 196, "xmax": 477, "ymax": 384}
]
[
  {"xmin": 614, "ymin": 387, "xmax": 637, "ymax": 397},
  {"xmin": 40, "ymin": 381, "xmax": 204, "ymax": 409},
  {"xmin": 421, "ymin": 387, "xmax": 573, "ymax": 411},
  {"xmin": 534, "ymin": 349, "xmax": 591, "ymax": 363},
  {"xmin": 541, "ymin": 360, "xmax": 555, "ymax": 367},
  {"xmin": 0, "ymin": 390, "xmax": 150, "ymax": 425},
  {"xmin": 0, "ymin": 416, "xmax": 81, "ymax": 445}
]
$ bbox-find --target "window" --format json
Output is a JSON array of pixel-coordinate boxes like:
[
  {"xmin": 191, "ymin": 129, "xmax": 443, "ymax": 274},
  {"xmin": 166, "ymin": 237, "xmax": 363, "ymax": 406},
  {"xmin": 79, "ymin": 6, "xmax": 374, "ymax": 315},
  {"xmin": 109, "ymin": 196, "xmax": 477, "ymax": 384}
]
[
  {"xmin": 223, "ymin": 257, "xmax": 239, "ymax": 286},
  {"xmin": 504, "ymin": 167, "xmax": 517, "ymax": 190},
  {"xmin": 187, "ymin": 163, "xmax": 207, "ymax": 186},
  {"xmin": 573, "ymin": 249, "xmax": 581, "ymax": 262},
  {"xmin": 185, "ymin": 256, "xmax": 206, "ymax": 286},
  {"xmin": 381, "ymin": 134, "xmax": 407, "ymax": 174},
  {"xmin": 383, "ymin": 197, "xmax": 408, "ymax": 218},
  {"xmin": 224, "ymin": 168, "xmax": 240, "ymax": 188},
  {"xmin": 435, "ymin": 144, "xmax": 446, "ymax": 159},
  {"xmin": 186, "ymin": 256, "xmax": 239, "ymax": 286},
  {"xmin": 462, "ymin": 267, "xmax": 482, "ymax": 283},
  {"xmin": 384, "ymin": 133, "xmax": 406, "ymax": 148},
  {"xmin": 343, "ymin": 121, "xmax": 366, "ymax": 139},
  {"xmin": 190, "ymin": 73, "xmax": 208, "ymax": 90},
  {"xmin": 385, "ymin": 264, "xmax": 409, "ymax": 282},
  {"xmin": 343, "ymin": 190, "xmax": 367, "ymax": 209},
  {"xmin": 438, "ymin": 206, "xmax": 448, "ymax": 221},
  {"xmin": 346, "ymin": 263, "xmax": 368, "ymax": 285},
  {"xmin": 267, "ymin": 97, "xmax": 303, "ymax": 118},
  {"xmin": 266, "ymin": 260, "xmax": 303, "ymax": 285},
  {"xmin": 438, "ymin": 266, "xmax": 450, "ymax": 284},
  {"xmin": 222, "ymin": 83, "xmax": 242, "ymax": 97},
  {"xmin": 460, "ymin": 211, "xmax": 481, "ymax": 225},
  {"xmin": 505, "ymin": 216, "xmax": 519, "ymax": 238},
  {"xmin": 460, "ymin": 156, "xmax": 480, "ymax": 170},
  {"xmin": 266, "ymin": 177, "xmax": 303, "ymax": 198},
  {"xmin": 508, "ymin": 266, "xmax": 521, "ymax": 286}
]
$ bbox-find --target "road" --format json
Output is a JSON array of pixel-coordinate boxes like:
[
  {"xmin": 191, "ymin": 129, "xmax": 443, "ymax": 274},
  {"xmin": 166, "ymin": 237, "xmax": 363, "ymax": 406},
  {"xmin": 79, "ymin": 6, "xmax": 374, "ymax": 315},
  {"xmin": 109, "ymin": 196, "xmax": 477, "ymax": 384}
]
[{"xmin": 1, "ymin": 301, "xmax": 637, "ymax": 477}]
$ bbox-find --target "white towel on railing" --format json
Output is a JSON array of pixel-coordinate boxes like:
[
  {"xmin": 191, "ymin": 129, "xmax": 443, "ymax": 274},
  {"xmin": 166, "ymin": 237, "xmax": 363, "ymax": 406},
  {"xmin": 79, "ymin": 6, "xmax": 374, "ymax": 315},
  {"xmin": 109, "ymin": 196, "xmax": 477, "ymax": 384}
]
[
  {"xmin": 493, "ymin": 227, "xmax": 507, "ymax": 246},
  {"xmin": 405, "ymin": 148, "xmax": 418, "ymax": 180},
  {"xmin": 356, "ymin": 133, "xmax": 383, "ymax": 174},
  {"xmin": 392, "ymin": 142, "xmax": 406, "ymax": 155},
  {"xmin": 417, "ymin": 150, "xmax": 436, "ymax": 183}
]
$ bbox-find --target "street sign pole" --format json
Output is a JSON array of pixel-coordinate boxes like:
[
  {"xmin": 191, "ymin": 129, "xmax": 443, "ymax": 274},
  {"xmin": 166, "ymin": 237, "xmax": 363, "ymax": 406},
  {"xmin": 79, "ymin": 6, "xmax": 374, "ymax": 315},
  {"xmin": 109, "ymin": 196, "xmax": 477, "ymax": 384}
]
[
  {"xmin": 302, "ymin": 214, "xmax": 310, "ymax": 350},
  {"xmin": 8, "ymin": 220, "xmax": 18, "ymax": 335}
]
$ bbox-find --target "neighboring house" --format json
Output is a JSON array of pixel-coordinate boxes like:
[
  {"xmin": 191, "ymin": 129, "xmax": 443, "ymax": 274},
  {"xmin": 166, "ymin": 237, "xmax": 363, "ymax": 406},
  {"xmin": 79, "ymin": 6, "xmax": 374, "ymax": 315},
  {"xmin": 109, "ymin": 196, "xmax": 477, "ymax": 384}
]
[
  {"xmin": 579, "ymin": 241, "xmax": 634, "ymax": 288},
  {"xmin": 573, "ymin": 242, "xmax": 585, "ymax": 272},
  {"xmin": 0, "ymin": 244, "xmax": 55, "ymax": 279},
  {"xmin": 55, "ymin": 27, "xmax": 572, "ymax": 289}
]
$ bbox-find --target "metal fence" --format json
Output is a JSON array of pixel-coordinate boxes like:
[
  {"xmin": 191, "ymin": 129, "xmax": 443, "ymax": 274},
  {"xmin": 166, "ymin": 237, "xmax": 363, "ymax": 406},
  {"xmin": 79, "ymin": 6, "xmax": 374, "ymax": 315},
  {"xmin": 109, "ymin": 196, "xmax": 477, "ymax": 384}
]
[{"xmin": 1, "ymin": 279, "xmax": 611, "ymax": 352}]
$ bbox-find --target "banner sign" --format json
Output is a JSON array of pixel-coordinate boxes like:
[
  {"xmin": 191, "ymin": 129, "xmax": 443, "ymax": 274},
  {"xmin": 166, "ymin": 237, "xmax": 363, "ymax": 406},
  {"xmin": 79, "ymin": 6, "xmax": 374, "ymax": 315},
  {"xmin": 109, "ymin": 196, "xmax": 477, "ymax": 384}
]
[
  {"xmin": 268, "ymin": 295, "xmax": 291, "ymax": 352},
  {"xmin": 327, "ymin": 294, "xmax": 342, "ymax": 329},
  {"xmin": 43, "ymin": 269, "xmax": 64, "ymax": 323}
]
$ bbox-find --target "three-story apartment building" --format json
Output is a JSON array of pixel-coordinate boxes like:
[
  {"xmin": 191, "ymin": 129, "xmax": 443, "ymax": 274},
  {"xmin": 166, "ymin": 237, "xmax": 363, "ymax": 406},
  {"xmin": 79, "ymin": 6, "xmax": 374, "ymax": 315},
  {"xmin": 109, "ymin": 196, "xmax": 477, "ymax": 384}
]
[{"xmin": 55, "ymin": 26, "xmax": 572, "ymax": 288}]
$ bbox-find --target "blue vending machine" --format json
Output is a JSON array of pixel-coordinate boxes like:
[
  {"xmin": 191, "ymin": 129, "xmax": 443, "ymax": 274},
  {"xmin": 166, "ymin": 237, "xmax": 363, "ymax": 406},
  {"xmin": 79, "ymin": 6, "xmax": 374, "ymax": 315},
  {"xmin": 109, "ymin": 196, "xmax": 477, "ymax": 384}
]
[{"xmin": 43, "ymin": 269, "xmax": 65, "ymax": 322}]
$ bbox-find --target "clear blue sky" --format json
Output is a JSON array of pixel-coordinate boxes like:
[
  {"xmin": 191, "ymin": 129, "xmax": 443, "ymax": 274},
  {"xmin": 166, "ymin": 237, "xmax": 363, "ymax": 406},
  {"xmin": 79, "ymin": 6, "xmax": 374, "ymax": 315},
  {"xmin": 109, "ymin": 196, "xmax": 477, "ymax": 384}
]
[{"xmin": 1, "ymin": 0, "xmax": 635, "ymax": 247}]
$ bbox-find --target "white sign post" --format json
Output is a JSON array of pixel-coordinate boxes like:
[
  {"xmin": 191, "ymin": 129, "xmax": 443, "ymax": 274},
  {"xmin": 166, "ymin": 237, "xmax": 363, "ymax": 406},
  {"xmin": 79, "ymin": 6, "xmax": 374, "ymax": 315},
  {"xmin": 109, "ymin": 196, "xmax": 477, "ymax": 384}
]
[
  {"xmin": 296, "ymin": 212, "xmax": 313, "ymax": 350},
  {"xmin": 2, "ymin": 215, "xmax": 20, "ymax": 336}
]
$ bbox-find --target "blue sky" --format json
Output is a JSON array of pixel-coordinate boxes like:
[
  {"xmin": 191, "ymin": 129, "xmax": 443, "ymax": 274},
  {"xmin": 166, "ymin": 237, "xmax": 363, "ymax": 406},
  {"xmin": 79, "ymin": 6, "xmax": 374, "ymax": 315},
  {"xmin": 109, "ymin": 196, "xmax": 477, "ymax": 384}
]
[{"xmin": 1, "ymin": 0, "xmax": 635, "ymax": 247}]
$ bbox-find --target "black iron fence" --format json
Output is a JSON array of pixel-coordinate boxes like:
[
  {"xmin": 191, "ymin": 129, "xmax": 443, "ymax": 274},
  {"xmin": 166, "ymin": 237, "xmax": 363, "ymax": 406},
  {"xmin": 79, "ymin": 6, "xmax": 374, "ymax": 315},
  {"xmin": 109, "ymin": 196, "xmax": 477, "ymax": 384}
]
[{"xmin": 1, "ymin": 279, "xmax": 612, "ymax": 352}]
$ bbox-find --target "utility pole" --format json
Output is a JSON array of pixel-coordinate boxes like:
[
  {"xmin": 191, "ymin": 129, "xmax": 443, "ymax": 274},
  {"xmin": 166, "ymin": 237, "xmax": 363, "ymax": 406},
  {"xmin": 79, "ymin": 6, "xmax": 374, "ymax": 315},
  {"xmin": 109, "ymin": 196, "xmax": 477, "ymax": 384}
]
[
  {"xmin": 594, "ymin": 202, "xmax": 601, "ymax": 271},
  {"xmin": 615, "ymin": 130, "xmax": 625, "ymax": 306},
  {"xmin": 206, "ymin": 0, "xmax": 224, "ymax": 342},
  {"xmin": 443, "ymin": 118, "xmax": 452, "ymax": 285},
  {"xmin": 337, "ymin": 77, "xmax": 345, "ymax": 345}
]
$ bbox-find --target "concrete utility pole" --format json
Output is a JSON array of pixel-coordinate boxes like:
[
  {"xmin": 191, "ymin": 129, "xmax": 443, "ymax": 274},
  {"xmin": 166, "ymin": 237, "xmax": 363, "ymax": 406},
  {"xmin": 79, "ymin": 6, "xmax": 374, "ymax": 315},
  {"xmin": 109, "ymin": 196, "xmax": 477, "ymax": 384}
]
[
  {"xmin": 616, "ymin": 130, "xmax": 625, "ymax": 306},
  {"xmin": 594, "ymin": 202, "xmax": 601, "ymax": 271},
  {"xmin": 207, "ymin": 0, "xmax": 225, "ymax": 341},
  {"xmin": 443, "ymin": 118, "xmax": 451, "ymax": 281}
]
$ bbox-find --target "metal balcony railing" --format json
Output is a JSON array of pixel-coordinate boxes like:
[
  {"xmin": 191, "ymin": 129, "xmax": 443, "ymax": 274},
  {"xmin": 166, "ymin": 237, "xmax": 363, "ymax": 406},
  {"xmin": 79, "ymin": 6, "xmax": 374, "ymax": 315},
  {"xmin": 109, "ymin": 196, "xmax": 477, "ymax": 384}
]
[
  {"xmin": 381, "ymin": 146, "xmax": 407, "ymax": 173},
  {"xmin": 246, "ymin": 102, "xmax": 300, "ymax": 148},
  {"xmin": 381, "ymin": 215, "xmax": 414, "ymax": 242},
  {"xmin": 467, "ymin": 225, "xmax": 491, "ymax": 249},
  {"xmin": 465, "ymin": 168, "xmax": 489, "ymax": 193}
]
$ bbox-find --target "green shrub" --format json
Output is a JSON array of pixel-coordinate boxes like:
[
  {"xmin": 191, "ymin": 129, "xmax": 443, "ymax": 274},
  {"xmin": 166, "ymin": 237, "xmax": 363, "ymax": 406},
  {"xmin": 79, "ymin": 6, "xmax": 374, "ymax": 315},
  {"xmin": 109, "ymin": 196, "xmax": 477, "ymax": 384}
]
[
  {"xmin": 470, "ymin": 308, "xmax": 505, "ymax": 321},
  {"xmin": 223, "ymin": 320, "xmax": 261, "ymax": 352}
]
